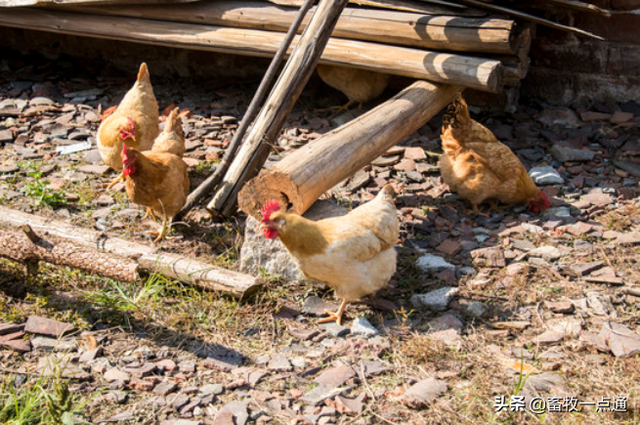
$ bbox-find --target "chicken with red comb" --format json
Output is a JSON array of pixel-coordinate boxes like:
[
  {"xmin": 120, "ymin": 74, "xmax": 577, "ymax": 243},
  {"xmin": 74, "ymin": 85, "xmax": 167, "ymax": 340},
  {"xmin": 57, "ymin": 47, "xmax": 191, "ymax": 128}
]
[{"xmin": 260, "ymin": 185, "xmax": 399, "ymax": 325}]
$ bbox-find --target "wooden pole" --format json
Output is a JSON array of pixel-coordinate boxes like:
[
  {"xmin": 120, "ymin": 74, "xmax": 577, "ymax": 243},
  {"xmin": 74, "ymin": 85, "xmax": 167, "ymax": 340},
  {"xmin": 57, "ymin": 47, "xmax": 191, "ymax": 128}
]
[
  {"xmin": 0, "ymin": 8, "xmax": 503, "ymax": 92},
  {"xmin": 176, "ymin": 0, "xmax": 315, "ymax": 220},
  {"xmin": 238, "ymin": 81, "xmax": 462, "ymax": 218},
  {"xmin": 67, "ymin": 1, "xmax": 521, "ymax": 55},
  {"xmin": 206, "ymin": 0, "xmax": 351, "ymax": 218},
  {"xmin": 0, "ymin": 207, "xmax": 262, "ymax": 298},
  {"xmin": 0, "ymin": 225, "xmax": 140, "ymax": 282}
]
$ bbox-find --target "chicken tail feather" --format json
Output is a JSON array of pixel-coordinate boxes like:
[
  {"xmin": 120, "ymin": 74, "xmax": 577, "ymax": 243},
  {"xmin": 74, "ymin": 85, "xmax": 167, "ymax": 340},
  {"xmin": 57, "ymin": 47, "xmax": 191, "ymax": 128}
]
[
  {"xmin": 443, "ymin": 92, "xmax": 470, "ymax": 131},
  {"xmin": 137, "ymin": 62, "xmax": 150, "ymax": 84}
]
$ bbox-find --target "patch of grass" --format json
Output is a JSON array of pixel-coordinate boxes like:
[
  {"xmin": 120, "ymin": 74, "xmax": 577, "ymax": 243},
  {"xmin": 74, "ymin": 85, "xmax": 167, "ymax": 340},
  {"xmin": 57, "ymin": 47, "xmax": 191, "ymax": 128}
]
[
  {"xmin": 82, "ymin": 272, "xmax": 167, "ymax": 327},
  {"xmin": 0, "ymin": 368, "xmax": 92, "ymax": 425},
  {"xmin": 21, "ymin": 171, "xmax": 65, "ymax": 209}
]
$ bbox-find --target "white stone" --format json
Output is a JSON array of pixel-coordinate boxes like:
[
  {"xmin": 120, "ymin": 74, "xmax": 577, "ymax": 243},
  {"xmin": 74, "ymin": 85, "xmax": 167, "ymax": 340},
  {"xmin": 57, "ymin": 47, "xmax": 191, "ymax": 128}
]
[
  {"xmin": 416, "ymin": 254, "xmax": 455, "ymax": 272},
  {"xmin": 529, "ymin": 166, "xmax": 564, "ymax": 185},
  {"xmin": 350, "ymin": 317, "xmax": 379, "ymax": 338},
  {"xmin": 411, "ymin": 287, "xmax": 459, "ymax": 311},
  {"xmin": 529, "ymin": 245, "xmax": 565, "ymax": 260}
]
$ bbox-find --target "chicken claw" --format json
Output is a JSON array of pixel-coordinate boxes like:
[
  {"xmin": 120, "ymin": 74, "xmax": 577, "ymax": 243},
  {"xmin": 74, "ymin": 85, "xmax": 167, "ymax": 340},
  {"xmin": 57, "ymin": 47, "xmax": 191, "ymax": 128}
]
[
  {"xmin": 143, "ymin": 208, "xmax": 157, "ymax": 221},
  {"xmin": 317, "ymin": 300, "xmax": 348, "ymax": 326},
  {"xmin": 106, "ymin": 172, "xmax": 124, "ymax": 190}
]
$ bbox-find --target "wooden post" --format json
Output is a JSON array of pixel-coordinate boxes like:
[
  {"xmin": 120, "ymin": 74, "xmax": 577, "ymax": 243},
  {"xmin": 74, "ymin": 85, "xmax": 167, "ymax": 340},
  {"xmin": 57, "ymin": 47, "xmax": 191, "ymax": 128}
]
[
  {"xmin": 0, "ymin": 207, "xmax": 262, "ymax": 298},
  {"xmin": 238, "ymin": 81, "xmax": 462, "ymax": 218},
  {"xmin": 206, "ymin": 0, "xmax": 350, "ymax": 218}
]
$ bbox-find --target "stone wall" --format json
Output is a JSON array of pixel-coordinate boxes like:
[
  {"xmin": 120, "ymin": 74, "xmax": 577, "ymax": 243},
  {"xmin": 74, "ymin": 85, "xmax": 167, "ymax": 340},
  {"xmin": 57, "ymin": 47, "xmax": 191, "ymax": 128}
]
[{"xmin": 522, "ymin": 0, "xmax": 640, "ymax": 104}]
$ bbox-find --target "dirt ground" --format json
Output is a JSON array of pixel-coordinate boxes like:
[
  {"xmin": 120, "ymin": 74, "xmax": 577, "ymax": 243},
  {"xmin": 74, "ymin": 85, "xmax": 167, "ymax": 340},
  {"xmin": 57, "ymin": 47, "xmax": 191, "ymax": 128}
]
[{"xmin": 0, "ymin": 47, "xmax": 639, "ymax": 425}]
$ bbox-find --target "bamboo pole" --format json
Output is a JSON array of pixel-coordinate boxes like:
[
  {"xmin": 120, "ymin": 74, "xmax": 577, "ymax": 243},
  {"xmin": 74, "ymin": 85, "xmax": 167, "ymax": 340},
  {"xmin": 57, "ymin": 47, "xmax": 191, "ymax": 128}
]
[
  {"xmin": 0, "ymin": 7, "xmax": 503, "ymax": 92},
  {"xmin": 206, "ymin": 0, "xmax": 351, "ymax": 218},
  {"xmin": 0, "ymin": 207, "xmax": 262, "ymax": 298},
  {"xmin": 176, "ymin": 0, "xmax": 315, "ymax": 220},
  {"xmin": 67, "ymin": 1, "xmax": 520, "ymax": 55},
  {"xmin": 238, "ymin": 81, "xmax": 462, "ymax": 218}
]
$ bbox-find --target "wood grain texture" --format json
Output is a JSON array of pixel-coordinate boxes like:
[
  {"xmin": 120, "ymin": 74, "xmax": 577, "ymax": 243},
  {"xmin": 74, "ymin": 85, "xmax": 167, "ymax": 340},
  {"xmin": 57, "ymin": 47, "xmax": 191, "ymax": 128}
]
[
  {"xmin": 238, "ymin": 81, "xmax": 462, "ymax": 218},
  {"xmin": 0, "ymin": 206, "xmax": 262, "ymax": 297},
  {"xmin": 0, "ymin": 7, "xmax": 503, "ymax": 92},
  {"xmin": 67, "ymin": 1, "xmax": 518, "ymax": 54}
]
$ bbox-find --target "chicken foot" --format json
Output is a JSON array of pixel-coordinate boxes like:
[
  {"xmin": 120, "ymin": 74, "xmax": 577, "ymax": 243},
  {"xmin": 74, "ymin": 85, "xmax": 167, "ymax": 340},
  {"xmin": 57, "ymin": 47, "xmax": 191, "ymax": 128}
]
[
  {"xmin": 142, "ymin": 208, "xmax": 157, "ymax": 221},
  {"xmin": 148, "ymin": 218, "xmax": 171, "ymax": 244},
  {"xmin": 106, "ymin": 172, "xmax": 124, "ymax": 190},
  {"xmin": 317, "ymin": 299, "xmax": 348, "ymax": 326}
]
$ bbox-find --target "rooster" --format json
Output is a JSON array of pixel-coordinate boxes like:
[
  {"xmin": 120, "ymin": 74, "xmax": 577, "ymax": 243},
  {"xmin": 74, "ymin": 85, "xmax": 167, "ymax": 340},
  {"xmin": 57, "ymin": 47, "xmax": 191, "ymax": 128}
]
[
  {"xmin": 260, "ymin": 185, "xmax": 399, "ymax": 325},
  {"xmin": 439, "ymin": 94, "xmax": 551, "ymax": 214},
  {"xmin": 121, "ymin": 143, "xmax": 189, "ymax": 243},
  {"xmin": 98, "ymin": 63, "xmax": 159, "ymax": 189}
]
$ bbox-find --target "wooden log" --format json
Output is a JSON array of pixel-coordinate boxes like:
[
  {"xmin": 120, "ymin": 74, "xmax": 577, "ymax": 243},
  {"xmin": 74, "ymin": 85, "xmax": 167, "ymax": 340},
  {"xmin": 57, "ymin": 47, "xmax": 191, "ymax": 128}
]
[
  {"xmin": 0, "ymin": 7, "xmax": 503, "ymax": 92},
  {"xmin": 206, "ymin": 0, "xmax": 350, "ymax": 218},
  {"xmin": 0, "ymin": 206, "xmax": 262, "ymax": 298},
  {"xmin": 238, "ymin": 81, "xmax": 462, "ymax": 218},
  {"xmin": 67, "ymin": 1, "xmax": 520, "ymax": 55},
  {"xmin": 0, "ymin": 225, "xmax": 139, "ymax": 282}
]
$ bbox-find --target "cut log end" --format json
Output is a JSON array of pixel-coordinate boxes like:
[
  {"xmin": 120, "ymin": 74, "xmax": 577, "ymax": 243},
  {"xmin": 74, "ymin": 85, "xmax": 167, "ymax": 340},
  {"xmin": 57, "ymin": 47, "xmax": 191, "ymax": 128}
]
[{"xmin": 238, "ymin": 170, "xmax": 303, "ymax": 219}]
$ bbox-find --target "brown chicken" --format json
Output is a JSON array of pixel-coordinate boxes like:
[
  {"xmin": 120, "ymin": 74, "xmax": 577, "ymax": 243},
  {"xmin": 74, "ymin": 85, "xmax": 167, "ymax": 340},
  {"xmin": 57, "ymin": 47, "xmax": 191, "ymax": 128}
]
[
  {"xmin": 439, "ymin": 94, "xmax": 551, "ymax": 214},
  {"xmin": 260, "ymin": 185, "xmax": 399, "ymax": 325},
  {"xmin": 317, "ymin": 64, "xmax": 390, "ymax": 111},
  {"xmin": 98, "ymin": 63, "xmax": 159, "ymax": 187},
  {"xmin": 152, "ymin": 107, "xmax": 185, "ymax": 158},
  {"xmin": 121, "ymin": 142, "xmax": 189, "ymax": 243}
]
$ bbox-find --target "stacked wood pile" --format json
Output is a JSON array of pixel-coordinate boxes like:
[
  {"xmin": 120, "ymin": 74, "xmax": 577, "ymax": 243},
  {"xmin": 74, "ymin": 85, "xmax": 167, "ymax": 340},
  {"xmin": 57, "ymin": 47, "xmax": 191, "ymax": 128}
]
[{"xmin": 0, "ymin": 0, "xmax": 536, "ymax": 93}]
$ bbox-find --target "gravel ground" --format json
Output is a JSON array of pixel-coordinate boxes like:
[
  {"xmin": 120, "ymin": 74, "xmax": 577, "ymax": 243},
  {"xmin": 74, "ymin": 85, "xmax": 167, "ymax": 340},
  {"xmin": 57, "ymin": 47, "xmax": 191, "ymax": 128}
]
[{"xmin": 0, "ymin": 49, "xmax": 639, "ymax": 425}]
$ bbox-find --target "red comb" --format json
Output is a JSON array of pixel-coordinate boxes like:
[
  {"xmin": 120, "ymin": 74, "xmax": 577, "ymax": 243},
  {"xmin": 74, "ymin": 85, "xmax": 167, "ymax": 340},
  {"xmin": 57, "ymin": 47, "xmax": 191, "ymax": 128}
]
[
  {"xmin": 261, "ymin": 200, "xmax": 281, "ymax": 222},
  {"xmin": 119, "ymin": 117, "xmax": 136, "ymax": 140}
]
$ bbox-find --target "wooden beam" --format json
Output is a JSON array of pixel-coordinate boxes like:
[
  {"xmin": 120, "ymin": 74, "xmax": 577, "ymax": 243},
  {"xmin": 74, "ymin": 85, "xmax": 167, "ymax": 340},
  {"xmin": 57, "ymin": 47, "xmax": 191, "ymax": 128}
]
[
  {"xmin": 0, "ymin": 7, "xmax": 503, "ymax": 92},
  {"xmin": 0, "ymin": 206, "xmax": 262, "ymax": 298},
  {"xmin": 238, "ymin": 81, "xmax": 462, "ymax": 218},
  {"xmin": 206, "ymin": 0, "xmax": 350, "ymax": 217},
  {"xmin": 67, "ymin": 1, "xmax": 520, "ymax": 55}
]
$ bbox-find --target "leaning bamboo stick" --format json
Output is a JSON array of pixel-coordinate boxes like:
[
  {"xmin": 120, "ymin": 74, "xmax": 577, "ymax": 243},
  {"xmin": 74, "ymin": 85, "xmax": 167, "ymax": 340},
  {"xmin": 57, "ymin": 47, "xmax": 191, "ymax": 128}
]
[
  {"xmin": 207, "ymin": 0, "xmax": 350, "ymax": 218},
  {"xmin": 0, "ymin": 7, "xmax": 503, "ymax": 92},
  {"xmin": 67, "ymin": 1, "xmax": 520, "ymax": 55},
  {"xmin": 238, "ymin": 81, "xmax": 462, "ymax": 218},
  {"xmin": 0, "ymin": 206, "xmax": 262, "ymax": 298}
]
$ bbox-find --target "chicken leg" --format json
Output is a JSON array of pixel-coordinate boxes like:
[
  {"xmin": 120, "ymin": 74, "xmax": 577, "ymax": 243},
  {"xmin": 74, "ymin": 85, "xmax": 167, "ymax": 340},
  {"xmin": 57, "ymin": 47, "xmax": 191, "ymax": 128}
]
[
  {"xmin": 149, "ymin": 218, "xmax": 172, "ymax": 243},
  {"xmin": 106, "ymin": 172, "xmax": 124, "ymax": 190},
  {"xmin": 142, "ymin": 208, "xmax": 157, "ymax": 221},
  {"xmin": 317, "ymin": 299, "xmax": 348, "ymax": 326}
]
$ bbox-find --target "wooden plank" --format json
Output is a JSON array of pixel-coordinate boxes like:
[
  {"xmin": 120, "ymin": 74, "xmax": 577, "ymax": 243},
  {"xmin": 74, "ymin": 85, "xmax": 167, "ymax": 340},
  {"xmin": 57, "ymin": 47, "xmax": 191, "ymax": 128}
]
[
  {"xmin": 67, "ymin": 1, "xmax": 519, "ymax": 54},
  {"xmin": 206, "ymin": 0, "xmax": 351, "ymax": 217},
  {"xmin": 238, "ymin": 81, "xmax": 462, "ymax": 218},
  {"xmin": 0, "ymin": 7, "xmax": 503, "ymax": 92},
  {"xmin": 0, "ymin": 206, "xmax": 262, "ymax": 298}
]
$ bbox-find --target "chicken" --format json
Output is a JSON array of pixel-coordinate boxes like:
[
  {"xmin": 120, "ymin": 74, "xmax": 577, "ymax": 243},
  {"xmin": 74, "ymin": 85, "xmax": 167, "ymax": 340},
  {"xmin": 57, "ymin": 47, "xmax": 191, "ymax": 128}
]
[
  {"xmin": 121, "ymin": 142, "xmax": 189, "ymax": 243},
  {"xmin": 439, "ymin": 94, "xmax": 551, "ymax": 214},
  {"xmin": 152, "ymin": 107, "xmax": 185, "ymax": 158},
  {"xmin": 317, "ymin": 64, "xmax": 390, "ymax": 111},
  {"xmin": 260, "ymin": 185, "xmax": 399, "ymax": 325},
  {"xmin": 98, "ymin": 63, "xmax": 159, "ymax": 187}
]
